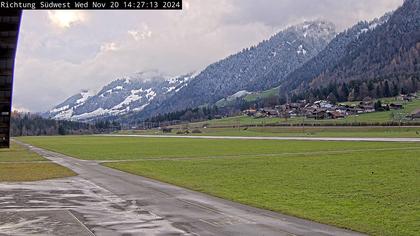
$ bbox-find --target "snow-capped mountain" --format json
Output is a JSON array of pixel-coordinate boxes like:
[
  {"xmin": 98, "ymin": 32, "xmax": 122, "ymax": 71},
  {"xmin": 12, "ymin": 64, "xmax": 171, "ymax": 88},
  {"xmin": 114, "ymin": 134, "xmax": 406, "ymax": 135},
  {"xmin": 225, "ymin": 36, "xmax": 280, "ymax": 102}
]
[
  {"xmin": 133, "ymin": 20, "xmax": 337, "ymax": 120},
  {"xmin": 48, "ymin": 90, "xmax": 95, "ymax": 120},
  {"xmin": 47, "ymin": 71, "xmax": 194, "ymax": 121}
]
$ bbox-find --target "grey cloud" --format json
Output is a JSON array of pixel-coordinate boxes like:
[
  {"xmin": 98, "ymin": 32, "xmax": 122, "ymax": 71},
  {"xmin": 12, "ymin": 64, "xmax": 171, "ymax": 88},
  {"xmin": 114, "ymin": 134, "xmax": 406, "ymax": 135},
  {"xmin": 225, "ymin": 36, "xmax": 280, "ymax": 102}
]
[
  {"xmin": 225, "ymin": 0, "xmax": 402, "ymax": 30},
  {"xmin": 13, "ymin": 0, "xmax": 403, "ymax": 112}
]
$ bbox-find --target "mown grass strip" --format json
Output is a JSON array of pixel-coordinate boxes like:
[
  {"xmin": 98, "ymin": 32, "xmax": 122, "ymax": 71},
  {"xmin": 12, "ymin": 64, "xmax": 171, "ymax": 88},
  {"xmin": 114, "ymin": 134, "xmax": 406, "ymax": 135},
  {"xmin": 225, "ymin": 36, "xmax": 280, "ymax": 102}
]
[
  {"xmin": 18, "ymin": 136, "xmax": 420, "ymax": 161},
  {"xmin": 0, "ymin": 141, "xmax": 76, "ymax": 182},
  {"xmin": 0, "ymin": 163, "xmax": 76, "ymax": 182}
]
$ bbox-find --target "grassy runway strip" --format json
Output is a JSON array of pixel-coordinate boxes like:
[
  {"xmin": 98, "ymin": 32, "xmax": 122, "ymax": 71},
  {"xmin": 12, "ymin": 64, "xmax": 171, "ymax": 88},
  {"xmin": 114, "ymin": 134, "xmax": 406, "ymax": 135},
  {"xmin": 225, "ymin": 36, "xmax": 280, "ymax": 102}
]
[
  {"xmin": 0, "ymin": 142, "xmax": 76, "ymax": 182},
  {"xmin": 19, "ymin": 136, "xmax": 420, "ymax": 235},
  {"xmin": 18, "ymin": 136, "xmax": 420, "ymax": 161}
]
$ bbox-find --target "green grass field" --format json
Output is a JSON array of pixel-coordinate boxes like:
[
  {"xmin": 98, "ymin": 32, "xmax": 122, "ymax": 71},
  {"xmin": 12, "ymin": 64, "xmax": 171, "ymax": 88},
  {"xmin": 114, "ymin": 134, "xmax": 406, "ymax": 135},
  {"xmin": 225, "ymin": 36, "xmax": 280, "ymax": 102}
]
[
  {"xmin": 18, "ymin": 135, "xmax": 420, "ymax": 161},
  {"xmin": 0, "ymin": 142, "xmax": 76, "ymax": 182},
  {"xmin": 243, "ymin": 87, "xmax": 279, "ymax": 102},
  {"xmin": 216, "ymin": 87, "xmax": 279, "ymax": 107},
  {"xmin": 18, "ymin": 135, "xmax": 420, "ymax": 235}
]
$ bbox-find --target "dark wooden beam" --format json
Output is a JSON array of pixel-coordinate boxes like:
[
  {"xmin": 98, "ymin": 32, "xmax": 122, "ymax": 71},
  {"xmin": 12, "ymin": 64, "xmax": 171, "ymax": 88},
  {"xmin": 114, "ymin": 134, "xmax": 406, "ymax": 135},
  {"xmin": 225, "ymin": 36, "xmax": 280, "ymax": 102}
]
[{"xmin": 0, "ymin": 10, "xmax": 21, "ymax": 148}]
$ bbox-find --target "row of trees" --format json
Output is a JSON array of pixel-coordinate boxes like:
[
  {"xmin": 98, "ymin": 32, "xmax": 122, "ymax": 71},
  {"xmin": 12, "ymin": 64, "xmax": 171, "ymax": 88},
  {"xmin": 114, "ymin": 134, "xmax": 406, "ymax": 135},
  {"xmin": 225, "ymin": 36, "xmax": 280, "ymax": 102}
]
[
  {"xmin": 292, "ymin": 75, "xmax": 420, "ymax": 103},
  {"xmin": 146, "ymin": 106, "xmax": 222, "ymax": 123},
  {"xmin": 11, "ymin": 112, "xmax": 121, "ymax": 137}
]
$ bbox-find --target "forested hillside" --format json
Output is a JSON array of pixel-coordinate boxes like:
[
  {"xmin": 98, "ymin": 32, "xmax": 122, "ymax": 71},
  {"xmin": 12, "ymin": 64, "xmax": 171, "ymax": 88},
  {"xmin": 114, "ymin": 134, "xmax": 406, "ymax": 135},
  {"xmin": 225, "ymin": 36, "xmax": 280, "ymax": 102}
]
[{"xmin": 289, "ymin": 0, "xmax": 420, "ymax": 102}]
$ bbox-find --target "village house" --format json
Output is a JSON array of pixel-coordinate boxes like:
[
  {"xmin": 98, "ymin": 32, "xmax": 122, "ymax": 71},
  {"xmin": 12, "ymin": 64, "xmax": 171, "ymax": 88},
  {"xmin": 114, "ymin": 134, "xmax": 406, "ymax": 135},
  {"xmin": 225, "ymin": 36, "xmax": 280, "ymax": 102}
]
[
  {"xmin": 243, "ymin": 109, "xmax": 257, "ymax": 116},
  {"xmin": 327, "ymin": 111, "xmax": 346, "ymax": 119},
  {"xmin": 389, "ymin": 103, "xmax": 404, "ymax": 110},
  {"xmin": 397, "ymin": 93, "xmax": 417, "ymax": 102},
  {"xmin": 313, "ymin": 100, "xmax": 334, "ymax": 109},
  {"xmin": 358, "ymin": 104, "xmax": 375, "ymax": 113},
  {"xmin": 243, "ymin": 94, "xmax": 413, "ymax": 121},
  {"xmin": 307, "ymin": 108, "xmax": 327, "ymax": 120},
  {"xmin": 335, "ymin": 105, "xmax": 351, "ymax": 114},
  {"xmin": 244, "ymin": 108, "xmax": 279, "ymax": 118},
  {"xmin": 260, "ymin": 108, "xmax": 279, "ymax": 117}
]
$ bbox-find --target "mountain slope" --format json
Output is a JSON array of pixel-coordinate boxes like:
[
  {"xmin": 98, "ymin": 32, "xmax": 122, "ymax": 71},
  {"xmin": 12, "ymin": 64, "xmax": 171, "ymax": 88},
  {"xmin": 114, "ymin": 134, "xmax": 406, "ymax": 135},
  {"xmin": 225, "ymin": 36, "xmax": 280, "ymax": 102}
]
[
  {"xmin": 275, "ymin": 14, "xmax": 392, "ymax": 95},
  {"xmin": 135, "ymin": 20, "xmax": 336, "ymax": 119},
  {"xmin": 309, "ymin": 0, "xmax": 420, "ymax": 87},
  {"xmin": 277, "ymin": 0, "xmax": 420, "ymax": 102},
  {"xmin": 49, "ymin": 90, "xmax": 95, "ymax": 120},
  {"xmin": 47, "ymin": 71, "xmax": 193, "ymax": 121}
]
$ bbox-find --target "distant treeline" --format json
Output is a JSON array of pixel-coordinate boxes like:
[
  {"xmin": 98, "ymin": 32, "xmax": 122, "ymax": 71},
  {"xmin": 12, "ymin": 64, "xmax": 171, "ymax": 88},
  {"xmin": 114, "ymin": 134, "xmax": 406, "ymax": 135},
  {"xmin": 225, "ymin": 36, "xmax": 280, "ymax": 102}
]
[
  {"xmin": 146, "ymin": 106, "xmax": 222, "ymax": 124},
  {"xmin": 11, "ymin": 112, "xmax": 121, "ymax": 137},
  {"xmin": 293, "ymin": 74, "xmax": 420, "ymax": 103}
]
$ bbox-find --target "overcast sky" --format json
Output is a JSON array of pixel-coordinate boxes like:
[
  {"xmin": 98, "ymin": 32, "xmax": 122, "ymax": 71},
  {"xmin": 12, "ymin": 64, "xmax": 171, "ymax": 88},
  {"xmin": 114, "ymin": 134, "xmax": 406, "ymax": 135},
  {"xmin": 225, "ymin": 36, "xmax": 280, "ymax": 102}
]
[{"xmin": 13, "ymin": 0, "xmax": 403, "ymax": 112}]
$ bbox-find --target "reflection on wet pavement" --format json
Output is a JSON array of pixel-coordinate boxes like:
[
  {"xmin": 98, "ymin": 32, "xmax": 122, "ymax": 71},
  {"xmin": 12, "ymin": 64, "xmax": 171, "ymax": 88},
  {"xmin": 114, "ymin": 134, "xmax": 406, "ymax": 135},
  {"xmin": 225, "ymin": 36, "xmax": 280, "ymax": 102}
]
[
  {"xmin": 0, "ymin": 177, "xmax": 190, "ymax": 235},
  {"xmin": 0, "ymin": 210, "xmax": 93, "ymax": 236}
]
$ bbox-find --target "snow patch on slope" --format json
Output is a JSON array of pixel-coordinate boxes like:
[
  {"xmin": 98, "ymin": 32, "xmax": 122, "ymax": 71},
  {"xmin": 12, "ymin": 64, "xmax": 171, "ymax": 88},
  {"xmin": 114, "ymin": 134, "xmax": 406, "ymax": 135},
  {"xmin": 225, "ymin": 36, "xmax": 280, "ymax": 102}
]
[
  {"xmin": 230, "ymin": 90, "xmax": 251, "ymax": 99},
  {"xmin": 357, "ymin": 13, "xmax": 392, "ymax": 36},
  {"xmin": 297, "ymin": 45, "xmax": 307, "ymax": 55},
  {"xmin": 76, "ymin": 90, "xmax": 95, "ymax": 104}
]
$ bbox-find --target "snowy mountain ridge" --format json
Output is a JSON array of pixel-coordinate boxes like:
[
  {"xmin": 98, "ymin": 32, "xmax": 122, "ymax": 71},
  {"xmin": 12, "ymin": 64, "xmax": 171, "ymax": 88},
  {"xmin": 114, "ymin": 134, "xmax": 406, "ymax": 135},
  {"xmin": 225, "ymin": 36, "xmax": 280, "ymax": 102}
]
[{"xmin": 47, "ymin": 72, "xmax": 194, "ymax": 121}]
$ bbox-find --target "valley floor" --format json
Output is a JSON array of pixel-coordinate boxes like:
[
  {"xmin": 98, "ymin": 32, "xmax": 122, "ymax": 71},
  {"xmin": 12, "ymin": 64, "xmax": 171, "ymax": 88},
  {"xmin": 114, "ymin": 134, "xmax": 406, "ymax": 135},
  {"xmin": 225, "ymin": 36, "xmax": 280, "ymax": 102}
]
[
  {"xmin": 18, "ymin": 135, "xmax": 420, "ymax": 236},
  {"xmin": 5, "ymin": 140, "xmax": 364, "ymax": 236}
]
